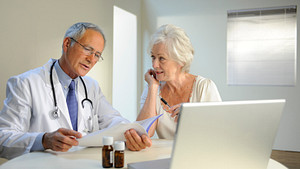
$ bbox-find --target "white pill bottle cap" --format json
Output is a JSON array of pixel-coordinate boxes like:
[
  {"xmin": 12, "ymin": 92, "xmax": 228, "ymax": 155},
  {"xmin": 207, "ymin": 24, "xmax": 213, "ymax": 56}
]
[
  {"xmin": 114, "ymin": 141, "xmax": 125, "ymax": 150},
  {"xmin": 103, "ymin": 136, "xmax": 113, "ymax": 145}
]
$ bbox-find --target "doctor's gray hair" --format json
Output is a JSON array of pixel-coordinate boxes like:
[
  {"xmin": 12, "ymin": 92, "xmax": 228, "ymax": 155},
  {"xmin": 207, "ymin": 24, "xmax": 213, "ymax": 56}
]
[
  {"xmin": 62, "ymin": 22, "xmax": 106, "ymax": 52},
  {"xmin": 148, "ymin": 24, "xmax": 194, "ymax": 73}
]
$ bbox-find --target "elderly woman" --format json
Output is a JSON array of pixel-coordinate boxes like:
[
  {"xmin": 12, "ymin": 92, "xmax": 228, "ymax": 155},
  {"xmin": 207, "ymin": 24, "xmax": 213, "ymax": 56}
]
[{"xmin": 137, "ymin": 24, "xmax": 222, "ymax": 139}]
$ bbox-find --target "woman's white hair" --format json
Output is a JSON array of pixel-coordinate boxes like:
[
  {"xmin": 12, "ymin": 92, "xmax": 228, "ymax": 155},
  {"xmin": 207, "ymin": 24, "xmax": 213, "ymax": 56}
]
[{"xmin": 148, "ymin": 24, "xmax": 194, "ymax": 73}]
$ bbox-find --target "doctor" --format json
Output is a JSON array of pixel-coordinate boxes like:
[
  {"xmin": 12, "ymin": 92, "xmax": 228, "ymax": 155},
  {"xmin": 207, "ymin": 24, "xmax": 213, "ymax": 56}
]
[{"xmin": 0, "ymin": 22, "xmax": 151, "ymax": 159}]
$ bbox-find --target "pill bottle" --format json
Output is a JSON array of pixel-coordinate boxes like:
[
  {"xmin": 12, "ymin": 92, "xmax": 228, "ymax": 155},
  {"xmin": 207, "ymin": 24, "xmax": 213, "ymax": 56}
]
[
  {"xmin": 114, "ymin": 141, "xmax": 125, "ymax": 168},
  {"xmin": 102, "ymin": 136, "xmax": 114, "ymax": 168}
]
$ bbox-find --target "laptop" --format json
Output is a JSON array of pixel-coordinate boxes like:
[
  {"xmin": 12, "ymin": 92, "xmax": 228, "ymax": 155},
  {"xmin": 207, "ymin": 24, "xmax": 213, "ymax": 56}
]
[{"xmin": 128, "ymin": 99, "xmax": 285, "ymax": 169}]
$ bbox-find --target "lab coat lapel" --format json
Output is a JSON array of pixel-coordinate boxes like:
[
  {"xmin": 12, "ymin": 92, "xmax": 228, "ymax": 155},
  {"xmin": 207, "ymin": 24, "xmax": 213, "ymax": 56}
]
[
  {"xmin": 56, "ymin": 82, "xmax": 73, "ymax": 129},
  {"xmin": 77, "ymin": 79, "xmax": 86, "ymax": 133},
  {"xmin": 45, "ymin": 60, "xmax": 73, "ymax": 130}
]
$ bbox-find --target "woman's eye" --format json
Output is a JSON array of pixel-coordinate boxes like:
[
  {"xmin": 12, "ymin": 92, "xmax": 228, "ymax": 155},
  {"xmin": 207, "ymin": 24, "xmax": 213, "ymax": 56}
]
[{"xmin": 159, "ymin": 57, "xmax": 165, "ymax": 61}]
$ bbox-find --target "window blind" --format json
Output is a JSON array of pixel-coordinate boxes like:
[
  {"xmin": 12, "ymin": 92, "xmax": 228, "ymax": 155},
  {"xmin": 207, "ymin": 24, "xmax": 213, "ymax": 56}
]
[{"xmin": 227, "ymin": 5, "xmax": 297, "ymax": 86}]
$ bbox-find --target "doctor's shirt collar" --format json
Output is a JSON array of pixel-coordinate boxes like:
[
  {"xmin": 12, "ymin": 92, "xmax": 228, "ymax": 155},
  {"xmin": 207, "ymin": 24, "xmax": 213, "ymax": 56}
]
[{"xmin": 54, "ymin": 60, "xmax": 79, "ymax": 95}]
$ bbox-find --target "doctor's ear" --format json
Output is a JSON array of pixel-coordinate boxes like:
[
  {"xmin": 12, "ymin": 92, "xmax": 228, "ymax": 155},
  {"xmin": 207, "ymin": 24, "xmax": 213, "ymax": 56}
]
[{"xmin": 62, "ymin": 37, "xmax": 72, "ymax": 51}]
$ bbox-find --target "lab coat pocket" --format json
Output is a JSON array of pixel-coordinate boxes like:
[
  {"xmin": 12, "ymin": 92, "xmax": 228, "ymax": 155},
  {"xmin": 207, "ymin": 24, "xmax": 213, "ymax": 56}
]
[{"xmin": 80, "ymin": 102, "xmax": 96, "ymax": 134}]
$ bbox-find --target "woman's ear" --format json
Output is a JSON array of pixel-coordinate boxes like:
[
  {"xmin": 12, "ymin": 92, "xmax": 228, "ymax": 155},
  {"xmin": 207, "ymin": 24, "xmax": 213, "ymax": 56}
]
[{"xmin": 177, "ymin": 61, "xmax": 184, "ymax": 72}]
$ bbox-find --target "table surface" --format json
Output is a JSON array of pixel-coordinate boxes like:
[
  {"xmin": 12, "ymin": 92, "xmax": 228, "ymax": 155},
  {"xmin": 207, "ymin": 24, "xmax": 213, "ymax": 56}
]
[{"xmin": 0, "ymin": 139, "xmax": 288, "ymax": 169}]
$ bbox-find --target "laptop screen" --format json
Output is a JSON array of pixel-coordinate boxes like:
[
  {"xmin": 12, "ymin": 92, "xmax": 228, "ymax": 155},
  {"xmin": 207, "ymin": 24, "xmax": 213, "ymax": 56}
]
[{"xmin": 170, "ymin": 100, "xmax": 285, "ymax": 169}]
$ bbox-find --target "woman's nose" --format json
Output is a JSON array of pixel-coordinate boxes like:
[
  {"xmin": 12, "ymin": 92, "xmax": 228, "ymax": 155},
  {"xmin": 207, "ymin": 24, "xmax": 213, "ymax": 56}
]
[{"xmin": 152, "ymin": 59, "xmax": 159, "ymax": 68}]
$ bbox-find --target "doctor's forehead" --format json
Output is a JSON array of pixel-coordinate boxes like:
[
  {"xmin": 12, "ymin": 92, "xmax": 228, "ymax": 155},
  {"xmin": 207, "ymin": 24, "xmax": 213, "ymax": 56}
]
[{"xmin": 79, "ymin": 29, "xmax": 105, "ymax": 51}]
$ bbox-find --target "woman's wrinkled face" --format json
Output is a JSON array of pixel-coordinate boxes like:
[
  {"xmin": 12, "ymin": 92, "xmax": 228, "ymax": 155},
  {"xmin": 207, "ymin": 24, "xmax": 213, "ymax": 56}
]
[{"xmin": 151, "ymin": 43, "xmax": 182, "ymax": 81}]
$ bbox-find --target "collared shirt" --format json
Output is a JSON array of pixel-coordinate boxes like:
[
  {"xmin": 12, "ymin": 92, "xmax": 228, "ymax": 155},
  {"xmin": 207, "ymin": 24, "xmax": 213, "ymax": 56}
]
[{"xmin": 54, "ymin": 60, "xmax": 79, "ymax": 97}]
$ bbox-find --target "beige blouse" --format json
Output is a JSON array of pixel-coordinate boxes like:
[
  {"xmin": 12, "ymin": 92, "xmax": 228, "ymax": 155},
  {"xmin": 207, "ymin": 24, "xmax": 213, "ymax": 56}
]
[{"xmin": 140, "ymin": 76, "xmax": 222, "ymax": 139}]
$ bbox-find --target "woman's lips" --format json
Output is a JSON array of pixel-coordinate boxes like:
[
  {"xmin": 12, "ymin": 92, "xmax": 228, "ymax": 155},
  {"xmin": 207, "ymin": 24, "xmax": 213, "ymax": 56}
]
[{"xmin": 155, "ymin": 71, "xmax": 163, "ymax": 75}]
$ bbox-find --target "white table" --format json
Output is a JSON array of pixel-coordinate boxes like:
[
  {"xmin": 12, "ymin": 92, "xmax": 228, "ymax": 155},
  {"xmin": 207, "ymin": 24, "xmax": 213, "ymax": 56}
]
[{"xmin": 0, "ymin": 139, "xmax": 287, "ymax": 169}]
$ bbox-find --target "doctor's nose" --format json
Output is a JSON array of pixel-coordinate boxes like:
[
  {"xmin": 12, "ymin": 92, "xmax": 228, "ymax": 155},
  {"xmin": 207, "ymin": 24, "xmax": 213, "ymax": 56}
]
[
  {"xmin": 86, "ymin": 54, "xmax": 95, "ymax": 63},
  {"xmin": 86, "ymin": 52, "xmax": 103, "ymax": 63}
]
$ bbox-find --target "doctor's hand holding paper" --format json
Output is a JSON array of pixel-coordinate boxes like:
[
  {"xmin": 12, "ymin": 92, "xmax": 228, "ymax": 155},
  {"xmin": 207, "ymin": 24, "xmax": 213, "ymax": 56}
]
[
  {"xmin": 0, "ymin": 22, "xmax": 151, "ymax": 159},
  {"xmin": 137, "ymin": 24, "xmax": 222, "ymax": 139}
]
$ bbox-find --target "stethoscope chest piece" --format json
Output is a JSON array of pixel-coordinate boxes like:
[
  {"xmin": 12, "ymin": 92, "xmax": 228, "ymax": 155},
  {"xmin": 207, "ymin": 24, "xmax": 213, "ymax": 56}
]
[{"xmin": 52, "ymin": 107, "xmax": 60, "ymax": 119}]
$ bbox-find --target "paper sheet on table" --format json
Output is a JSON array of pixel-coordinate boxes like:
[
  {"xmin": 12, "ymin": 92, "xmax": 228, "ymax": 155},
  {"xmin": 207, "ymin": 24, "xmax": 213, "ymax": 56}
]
[{"xmin": 78, "ymin": 114, "xmax": 162, "ymax": 147}]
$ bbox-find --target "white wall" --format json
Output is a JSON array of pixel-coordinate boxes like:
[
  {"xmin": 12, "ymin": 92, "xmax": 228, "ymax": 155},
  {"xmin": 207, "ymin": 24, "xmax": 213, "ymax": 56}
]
[
  {"xmin": 141, "ymin": 0, "xmax": 300, "ymax": 151},
  {"xmin": 114, "ymin": 0, "xmax": 143, "ymax": 115},
  {"xmin": 112, "ymin": 1, "xmax": 141, "ymax": 122}
]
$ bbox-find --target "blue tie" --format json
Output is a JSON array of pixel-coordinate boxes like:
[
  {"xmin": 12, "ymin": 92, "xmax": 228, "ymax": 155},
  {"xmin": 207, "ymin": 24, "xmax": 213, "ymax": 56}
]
[{"xmin": 66, "ymin": 80, "xmax": 78, "ymax": 131}]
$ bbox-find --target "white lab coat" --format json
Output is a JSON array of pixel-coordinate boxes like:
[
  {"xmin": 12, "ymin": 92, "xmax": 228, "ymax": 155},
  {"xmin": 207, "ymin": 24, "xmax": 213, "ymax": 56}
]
[{"xmin": 0, "ymin": 59, "xmax": 129, "ymax": 159}]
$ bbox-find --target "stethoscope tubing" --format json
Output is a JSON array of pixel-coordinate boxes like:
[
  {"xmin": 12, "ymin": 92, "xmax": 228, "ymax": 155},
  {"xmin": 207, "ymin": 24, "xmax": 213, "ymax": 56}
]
[
  {"xmin": 50, "ymin": 60, "xmax": 93, "ymax": 109},
  {"xmin": 49, "ymin": 61, "xmax": 94, "ymax": 132}
]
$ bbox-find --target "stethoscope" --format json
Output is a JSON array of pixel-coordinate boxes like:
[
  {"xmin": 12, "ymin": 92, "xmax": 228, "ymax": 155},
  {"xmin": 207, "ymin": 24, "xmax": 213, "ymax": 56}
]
[{"xmin": 50, "ymin": 61, "xmax": 94, "ymax": 133}]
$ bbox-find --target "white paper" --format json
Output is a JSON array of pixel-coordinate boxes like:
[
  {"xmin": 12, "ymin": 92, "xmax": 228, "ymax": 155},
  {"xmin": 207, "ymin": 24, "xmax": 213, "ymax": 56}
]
[{"xmin": 78, "ymin": 114, "xmax": 162, "ymax": 147}]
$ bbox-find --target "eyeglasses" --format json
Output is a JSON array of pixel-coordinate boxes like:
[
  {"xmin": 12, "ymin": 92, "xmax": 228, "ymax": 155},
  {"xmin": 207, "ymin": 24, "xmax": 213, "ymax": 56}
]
[{"xmin": 70, "ymin": 37, "xmax": 103, "ymax": 62}]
